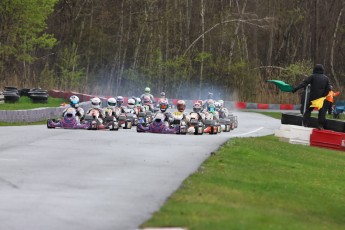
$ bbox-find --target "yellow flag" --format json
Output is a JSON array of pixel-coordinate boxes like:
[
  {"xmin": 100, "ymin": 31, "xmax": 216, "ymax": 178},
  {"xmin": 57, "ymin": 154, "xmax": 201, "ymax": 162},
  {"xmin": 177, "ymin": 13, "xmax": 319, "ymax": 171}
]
[{"xmin": 310, "ymin": 97, "xmax": 326, "ymax": 109}]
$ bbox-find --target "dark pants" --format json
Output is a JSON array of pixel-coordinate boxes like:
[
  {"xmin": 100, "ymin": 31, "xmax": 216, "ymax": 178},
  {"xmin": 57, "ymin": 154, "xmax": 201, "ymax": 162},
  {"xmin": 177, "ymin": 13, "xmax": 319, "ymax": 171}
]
[{"xmin": 303, "ymin": 100, "xmax": 330, "ymax": 128}]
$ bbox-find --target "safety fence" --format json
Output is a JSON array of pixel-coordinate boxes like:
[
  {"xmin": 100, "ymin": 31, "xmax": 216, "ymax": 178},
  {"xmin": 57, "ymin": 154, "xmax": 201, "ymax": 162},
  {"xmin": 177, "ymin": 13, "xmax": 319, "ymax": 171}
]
[{"xmin": 0, "ymin": 89, "xmax": 300, "ymax": 123}]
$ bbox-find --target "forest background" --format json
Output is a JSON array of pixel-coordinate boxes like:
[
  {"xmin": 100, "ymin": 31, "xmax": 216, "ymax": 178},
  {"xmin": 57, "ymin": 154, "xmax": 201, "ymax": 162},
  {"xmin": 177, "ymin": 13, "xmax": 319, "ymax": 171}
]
[{"xmin": 1, "ymin": 0, "xmax": 345, "ymax": 104}]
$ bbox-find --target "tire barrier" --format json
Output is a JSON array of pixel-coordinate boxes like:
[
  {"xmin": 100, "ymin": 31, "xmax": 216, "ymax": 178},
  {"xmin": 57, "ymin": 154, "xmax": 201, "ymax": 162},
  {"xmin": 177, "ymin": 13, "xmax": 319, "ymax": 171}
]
[
  {"xmin": 3, "ymin": 87, "xmax": 20, "ymax": 103},
  {"xmin": 281, "ymin": 112, "xmax": 345, "ymax": 133},
  {"xmin": 0, "ymin": 91, "xmax": 4, "ymax": 104}
]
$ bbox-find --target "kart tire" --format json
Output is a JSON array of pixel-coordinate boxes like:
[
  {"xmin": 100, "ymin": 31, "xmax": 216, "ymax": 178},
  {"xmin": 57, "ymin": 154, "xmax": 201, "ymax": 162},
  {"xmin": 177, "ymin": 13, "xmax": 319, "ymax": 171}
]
[
  {"xmin": 224, "ymin": 124, "xmax": 231, "ymax": 132},
  {"xmin": 324, "ymin": 119, "xmax": 345, "ymax": 132},
  {"xmin": 178, "ymin": 126, "xmax": 187, "ymax": 135},
  {"xmin": 217, "ymin": 125, "xmax": 222, "ymax": 133},
  {"xmin": 281, "ymin": 113, "xmax": 303, "ymax": 126},
  {"xmin": 47, "ymin": 120, "xmax": 54, "ymax": 129},
  {"xmin": 110, "ymin": 122, "xmax": 119, "ymax": 131},
  {"xmin": 198, "ymin": 126, "xmax": 204, "ymax": 135},
  {"xmin": 194, "ymin": 126, "xmax": 198, "ymax": 135},
  {"xmin": 125, "ymin": 121, "xmax": 132, "ymax": 129},
  {"xmin": 210, "ymin": 126, "xmax": 215, "ymax": 135},
  {"xmin": 136, "ymin": 126, "xmax": 145, "ymax": 132}
]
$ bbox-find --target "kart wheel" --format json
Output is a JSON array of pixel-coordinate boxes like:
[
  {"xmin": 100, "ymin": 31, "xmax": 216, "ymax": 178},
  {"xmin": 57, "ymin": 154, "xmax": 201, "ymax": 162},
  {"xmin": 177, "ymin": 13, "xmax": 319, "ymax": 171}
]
[
  {"xmin": 217, "ymin": 125, "xmax": 222, "ymax": 133},
  {"xmin": 225, "ymin": 124, "xmax": 231, "ymax": 132},
  {"xmin": 125, "ymin": 121, "xmax": 132, "ymax": 129},
  {"xmin": 179, "ymin": 126, "xmax": 187, "ymax": 135},
  {"xmin": 197, "ymin": 126, "xmax": 203, "ymax": 135},
  {"xmin": 210, "ymin": 126, "xmax": 215, "ymax": 134},
  {"xmin": 47, "ymin": 120, "xmax": 54, "ymax": 129},
  {"xmin": 194, "ymin": 126, "xmax": 198, "ymax": 135},
  {"xmin": 136, "ymin": 126, "xmax": 145, "ymax": 132},
  {"xmin": 110, "ymin": 122, "xmax": 119, "ymax": 131}
]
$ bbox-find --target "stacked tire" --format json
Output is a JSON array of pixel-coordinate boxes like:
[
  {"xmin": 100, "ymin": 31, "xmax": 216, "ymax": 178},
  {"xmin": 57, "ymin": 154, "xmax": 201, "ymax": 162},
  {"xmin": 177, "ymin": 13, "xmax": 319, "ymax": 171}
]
[
  {"xmin": 28, "ymin": 88, "xmax": 49, "ymax": 103},
  {"xmin": 281, "ymin": 112, "xmax": 345, "ymax": 133},
  {"xmin": 0, "ymin": 90, "xmax": 4, "ymax": 104},
  {"xmin": 3, "ymin": 86, "xmax": 20, "ymax": 103}
]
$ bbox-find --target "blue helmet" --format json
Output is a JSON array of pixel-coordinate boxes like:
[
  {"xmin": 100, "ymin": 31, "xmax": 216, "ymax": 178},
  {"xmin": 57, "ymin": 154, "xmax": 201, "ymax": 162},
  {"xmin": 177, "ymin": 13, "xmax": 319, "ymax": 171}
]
[{"xmin": 69, "ymin": 95, "xmax": 79, "ymax": 108}]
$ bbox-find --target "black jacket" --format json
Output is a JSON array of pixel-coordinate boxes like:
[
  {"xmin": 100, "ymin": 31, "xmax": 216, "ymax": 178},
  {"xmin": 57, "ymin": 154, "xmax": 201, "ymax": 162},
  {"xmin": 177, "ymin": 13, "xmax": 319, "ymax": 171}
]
[{"xmin": 294, "ymin": 64, "xmax": 331, "ymax": 101}]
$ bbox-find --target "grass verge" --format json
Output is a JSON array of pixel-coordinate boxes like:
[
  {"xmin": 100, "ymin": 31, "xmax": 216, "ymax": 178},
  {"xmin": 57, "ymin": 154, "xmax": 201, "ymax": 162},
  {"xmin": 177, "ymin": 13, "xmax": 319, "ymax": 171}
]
[
  {"xmin": 0, "ymin": 96, "xmax": 66, "ymax": 110},
  {"xmin": 141, "ymin": 135, "xmax": 345, "ymax": 230},
  {"xmin": 0, "ymin": 120, "xmax": 47, "ymax": 126}
]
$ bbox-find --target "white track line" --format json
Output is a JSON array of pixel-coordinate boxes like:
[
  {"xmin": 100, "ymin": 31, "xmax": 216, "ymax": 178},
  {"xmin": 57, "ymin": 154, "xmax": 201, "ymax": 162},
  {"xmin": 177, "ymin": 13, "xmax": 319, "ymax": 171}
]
[{"xmin": 230, "ymin": 127, "xmax": 264, "ymax": 137}]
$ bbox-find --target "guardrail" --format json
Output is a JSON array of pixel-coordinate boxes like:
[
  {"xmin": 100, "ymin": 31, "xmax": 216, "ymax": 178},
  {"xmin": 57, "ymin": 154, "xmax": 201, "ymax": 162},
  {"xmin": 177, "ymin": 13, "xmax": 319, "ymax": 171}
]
[{"xmin": 0, "ymin": 89, "xmax": 300, "ymax": 123}]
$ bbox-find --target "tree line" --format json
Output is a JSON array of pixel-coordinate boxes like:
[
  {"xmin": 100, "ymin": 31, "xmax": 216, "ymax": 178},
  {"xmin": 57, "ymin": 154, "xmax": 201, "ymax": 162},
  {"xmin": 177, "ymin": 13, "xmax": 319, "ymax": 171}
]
[{"xmin": 1, "ymin": 0, "xmax": 344, "ymax": 103}]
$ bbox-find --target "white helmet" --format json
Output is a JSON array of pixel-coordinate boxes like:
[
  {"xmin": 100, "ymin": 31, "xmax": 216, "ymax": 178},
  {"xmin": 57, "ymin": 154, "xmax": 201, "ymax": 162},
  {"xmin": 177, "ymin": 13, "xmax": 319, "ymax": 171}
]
[
  {"xmin": 107, "ymin": 97, "xmax": 116, "ymax": 107},
  {"xmin": 136, "ymin": 97, "xmax": 141, "ymax": 105},
  {"xmin": 69, "ymin": 95, "xmax": 80, "ymax": 108},
  {"xmin": 127, "ymin": 98, "xmax": 135, "ymax": 109},
  {"xmin": 214, "ymin": 102, "xmax": 221, "ymax": 111},
  {"xmin": 91, "ymin": 97, "xmax": 101, "ymax": 108},
  {"xmin": 145, "ymin": 87, "xmax": 150, "ymax": 93}
]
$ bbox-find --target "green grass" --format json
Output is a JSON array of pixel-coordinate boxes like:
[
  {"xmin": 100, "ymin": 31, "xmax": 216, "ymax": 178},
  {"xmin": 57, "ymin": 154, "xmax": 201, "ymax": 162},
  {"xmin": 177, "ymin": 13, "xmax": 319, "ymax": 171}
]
[
  {"xmin": 141, "ymin": 135, "xmax": 345, "ymax": 230},
  {"xmin": 0, "ymin": 96, "xmax": 66, "ymax": 110},
  {"xmin": 0, "ymin": 120, "xmax": 47, "ymax": 126}
]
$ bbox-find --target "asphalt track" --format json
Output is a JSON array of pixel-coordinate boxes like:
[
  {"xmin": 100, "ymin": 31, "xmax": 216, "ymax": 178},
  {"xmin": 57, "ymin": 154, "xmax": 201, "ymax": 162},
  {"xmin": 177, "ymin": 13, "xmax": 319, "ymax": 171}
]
[{"xmin": 0, "ymin": 111, "xmax": 281, "ymax": 230}]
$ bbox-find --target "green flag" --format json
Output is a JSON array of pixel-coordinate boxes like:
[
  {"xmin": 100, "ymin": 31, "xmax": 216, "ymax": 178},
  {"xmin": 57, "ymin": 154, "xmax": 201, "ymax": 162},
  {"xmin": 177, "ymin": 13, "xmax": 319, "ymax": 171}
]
[{"xmin": 267, "ymin": 80, "xmax": 294, "ymax": 92}]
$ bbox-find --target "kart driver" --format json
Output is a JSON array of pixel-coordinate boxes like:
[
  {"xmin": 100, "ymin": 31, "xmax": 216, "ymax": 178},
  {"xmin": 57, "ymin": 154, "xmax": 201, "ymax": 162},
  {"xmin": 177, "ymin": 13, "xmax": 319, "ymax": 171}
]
[{"xmin": 62, "ymin": 95, "xmax": 85, "ymax": 120}]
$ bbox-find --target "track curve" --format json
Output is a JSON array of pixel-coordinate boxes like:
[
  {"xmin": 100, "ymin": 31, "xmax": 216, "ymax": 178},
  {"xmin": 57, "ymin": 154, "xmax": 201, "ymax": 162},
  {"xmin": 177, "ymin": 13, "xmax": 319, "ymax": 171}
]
[{"xmin": 0, "ymin": 111, "xmax": 280, "ymax": 230}]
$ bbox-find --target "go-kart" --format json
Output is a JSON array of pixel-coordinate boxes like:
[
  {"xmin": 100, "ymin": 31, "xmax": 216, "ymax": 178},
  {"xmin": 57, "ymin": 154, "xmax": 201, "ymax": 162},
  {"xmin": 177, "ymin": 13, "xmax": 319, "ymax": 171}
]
[
  {"xmin": 84, "ymin": 108, "xmax": 106, "ymax": 130},
  {"xmin": 218, "ymin": 108, "xmax": 238, "ymax": 131},
  {"xmin": 113, "ymin": 107, "xmax": 133, "ymax": 129},
  {"xmin": 137, "ymin": 112, "xmax": 178, "ymax": 134},
  {"xmin": 136, "ymin": 111, "xmax": 151, "ymax": 130},
  {"xmin": 103, "ymin": 108, "xmax": 120, "ymax": 131},
  {"xmin": 203, "ymin": 112, "xmax": 221, "ymax": 134},
  {"xmin": 123, "ymin": 108, "xmax": 138, "ymax": 126},
  {"xmin": 47, "ymin": 107, "xmax": 90, "ymax": 129},
  {"xmin": 187, "ymin": 112, "xmax": 204, "ymax": 135},
  {"xmin": 219, "ymin": 117, "xmax": 232, "ymax": 132},
  {"xmin": 230, "ymin": 113, "xmax": 238, "ymax": 129},
  {"xmin": 170, "ymin": 111, "xmax": 187, "ymax": 134}
]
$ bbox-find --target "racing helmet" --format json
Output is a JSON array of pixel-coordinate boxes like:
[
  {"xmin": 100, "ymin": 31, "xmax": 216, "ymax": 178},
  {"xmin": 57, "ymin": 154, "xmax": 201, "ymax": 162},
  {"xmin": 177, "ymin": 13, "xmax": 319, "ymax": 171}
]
[
  {"xmin": 116, "ymin": 96, "xmax": 124, "ymax": 106},
  {"xmin": 69, "ymin": 95, "xmax": 79, "ymax": 108},
  {"xmin": 197, "ymin": 100, "xmax": 204, "ymax": 107},
  {"xmin": 107, "ymin": 97, "xmax": 116, "ymax": 107},
  {"xmin": 136, "ymin": 97, "xmax": 141, "ymax": 105},
  {"xmin": 208, "ymin": 102, "xmax": 216, "ymax": 112},
  {"xmin": 218, "ymin": 100, "xmax": 224, "ymax": 107},
  {"xmin": 127, "ymin": 98, "xmax": 135, "ymax": 109},
  {"xmin": 159, "ymin": 100, "xmax": 169, "ymax": 112},
  {"xmin": 160, "ymin": 91, "xmax": 165, "ymax": 97},
  {"xmin": 91, "ymin": 97, "xmax": 101, "ymax": 108},
  {"xmin": 143, "ymin": 95, "xmax": 151, "ymax": 105},
  {"xmin": 214, "ymin": 102, "xmax": 221, "ymax": 111},
  {"xmin": 145, "ymin": 87, "xmax": 150, "ymax": 93},
  {"xmin": 193, "ymin": 102, "xmax": 202, "ymax": 113},
  {"xmin": 176, "ymin": 100, "xmax": 186, "ymax": 112}
]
